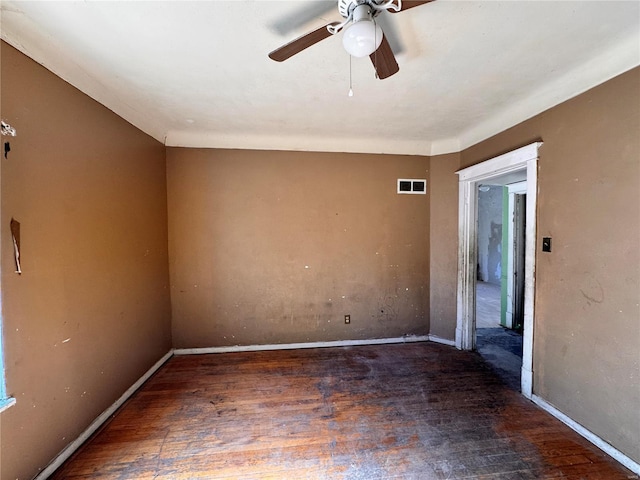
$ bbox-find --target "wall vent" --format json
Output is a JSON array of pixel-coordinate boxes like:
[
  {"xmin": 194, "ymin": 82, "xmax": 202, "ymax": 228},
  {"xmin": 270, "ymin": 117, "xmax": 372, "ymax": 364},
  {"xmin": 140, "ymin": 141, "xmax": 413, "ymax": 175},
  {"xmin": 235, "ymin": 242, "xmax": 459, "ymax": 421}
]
[{"xmin": 397, "ymin": 179, "xmax": 427, "ymax": 194}]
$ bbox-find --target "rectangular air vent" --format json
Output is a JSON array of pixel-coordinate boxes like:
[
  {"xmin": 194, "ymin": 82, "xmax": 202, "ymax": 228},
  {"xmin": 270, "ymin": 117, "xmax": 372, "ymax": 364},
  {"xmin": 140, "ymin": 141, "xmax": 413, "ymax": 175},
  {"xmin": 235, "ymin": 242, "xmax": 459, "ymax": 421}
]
[{"xmin": 397, "ymin": 179, "xmax": 427, "ymax": 194}]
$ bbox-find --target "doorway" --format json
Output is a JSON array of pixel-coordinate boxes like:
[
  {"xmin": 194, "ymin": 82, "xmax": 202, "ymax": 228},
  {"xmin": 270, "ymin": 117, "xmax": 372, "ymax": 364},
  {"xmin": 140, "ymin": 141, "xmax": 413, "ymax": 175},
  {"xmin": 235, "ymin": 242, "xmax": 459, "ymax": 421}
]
[
  {"xmin": 455, "ymin": 142, "xmax": 541, "ymax": 398},
  {"xmin": 475, "ymin": 183, "xmax": 526, "ymax": 390},
  {"xmin": 507, "ymin": 183, "xmax": 527, "ymax": 333}
]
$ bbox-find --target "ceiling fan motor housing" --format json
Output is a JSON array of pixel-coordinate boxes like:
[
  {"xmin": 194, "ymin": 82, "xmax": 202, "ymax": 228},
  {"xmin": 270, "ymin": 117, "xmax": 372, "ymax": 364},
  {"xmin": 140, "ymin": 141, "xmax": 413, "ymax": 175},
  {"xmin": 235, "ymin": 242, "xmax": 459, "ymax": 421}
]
[
  {"xmin": 339, "ymin": 0, "xmax": 379, "ymax": 19},
  {"xmin": 338, "ymin": 0, "xmax": 355, "ymax": 18}
]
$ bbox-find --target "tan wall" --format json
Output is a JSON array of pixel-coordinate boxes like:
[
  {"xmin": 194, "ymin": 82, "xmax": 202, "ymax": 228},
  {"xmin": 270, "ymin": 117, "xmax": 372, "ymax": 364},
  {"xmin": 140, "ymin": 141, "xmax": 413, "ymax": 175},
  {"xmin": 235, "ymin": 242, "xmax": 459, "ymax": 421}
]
[
  {"xmin": 0, "ymin": 37, "xmax": 3, "ymax": 479},
  {"xmin": 428, "ymin": 153, "xmax": 460, "ymax": 341},
  {"xmin": 167, "ymin": 148, "xmax": 430, "ymax": 348},
  {"xmin": 0, "ymin": 42, "xmax": 172, "ymax": 479},
  {"xmin": 461, "ymin": 67, "xmax": 640, "ymax": 463}
]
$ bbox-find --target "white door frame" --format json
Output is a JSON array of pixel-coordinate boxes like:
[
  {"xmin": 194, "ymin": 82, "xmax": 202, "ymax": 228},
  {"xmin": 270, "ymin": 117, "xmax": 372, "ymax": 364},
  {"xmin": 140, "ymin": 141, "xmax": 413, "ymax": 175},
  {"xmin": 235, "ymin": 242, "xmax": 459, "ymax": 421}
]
[
  {"xmin": 455, "ymin": 142, "xmax": 541, "ymax": 398},
  {"xmin": 505, "ymin": 180, "xmax": 527, "ymax": 329}
]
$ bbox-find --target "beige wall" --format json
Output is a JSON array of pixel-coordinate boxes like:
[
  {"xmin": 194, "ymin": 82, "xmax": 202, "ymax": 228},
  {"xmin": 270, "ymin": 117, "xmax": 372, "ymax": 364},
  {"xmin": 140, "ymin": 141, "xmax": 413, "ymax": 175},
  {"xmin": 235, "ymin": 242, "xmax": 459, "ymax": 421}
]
[
  {"xmin": 461, "ymin": 67, "xmax": 640, "ymax": 463},
  {"xmin": 0, "ymin": 42, "xmax": 172, "ymax": 479},
  {"xmin": 167, "ymin": 148, "xmax": 430, "ymax": 348},
  {"xmin": 428, "ymin": 153, "xmax": 460, "ymax": 341},
  {"xmin": 0, "ymin": 38, "xmax": 3, "ymax": 479}
]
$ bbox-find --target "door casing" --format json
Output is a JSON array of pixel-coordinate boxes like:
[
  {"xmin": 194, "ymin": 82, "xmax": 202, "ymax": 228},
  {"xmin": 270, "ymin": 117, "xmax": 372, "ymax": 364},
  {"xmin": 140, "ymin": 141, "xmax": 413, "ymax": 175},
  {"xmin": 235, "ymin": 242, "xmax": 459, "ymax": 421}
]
[{"xmin": 455, "ymin": 142, "xmax": 541, "ymax": 398}]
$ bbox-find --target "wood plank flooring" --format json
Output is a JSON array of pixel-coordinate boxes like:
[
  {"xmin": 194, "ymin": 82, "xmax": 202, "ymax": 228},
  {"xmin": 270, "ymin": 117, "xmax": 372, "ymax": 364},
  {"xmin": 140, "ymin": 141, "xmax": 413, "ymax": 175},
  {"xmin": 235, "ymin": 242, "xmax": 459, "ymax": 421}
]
[{"xmin": 50, "ymin": 343, "xmax": 638, "ymax": 479}]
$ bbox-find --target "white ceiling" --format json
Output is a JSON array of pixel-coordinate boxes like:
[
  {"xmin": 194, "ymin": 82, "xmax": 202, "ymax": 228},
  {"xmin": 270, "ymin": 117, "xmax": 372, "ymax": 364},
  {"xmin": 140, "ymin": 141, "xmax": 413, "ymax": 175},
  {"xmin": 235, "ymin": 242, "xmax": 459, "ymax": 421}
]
[{"xmin": 1, "ymin": 1, "xmax": 639, "ymax": 155}]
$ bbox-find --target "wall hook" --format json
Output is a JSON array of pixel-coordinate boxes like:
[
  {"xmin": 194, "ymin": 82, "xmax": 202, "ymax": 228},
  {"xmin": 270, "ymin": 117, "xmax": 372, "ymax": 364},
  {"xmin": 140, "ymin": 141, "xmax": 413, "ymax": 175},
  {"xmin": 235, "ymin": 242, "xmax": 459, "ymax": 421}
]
[{"xmin": 1, "ymin": 120, "xmax": 17, "ymax": 137}]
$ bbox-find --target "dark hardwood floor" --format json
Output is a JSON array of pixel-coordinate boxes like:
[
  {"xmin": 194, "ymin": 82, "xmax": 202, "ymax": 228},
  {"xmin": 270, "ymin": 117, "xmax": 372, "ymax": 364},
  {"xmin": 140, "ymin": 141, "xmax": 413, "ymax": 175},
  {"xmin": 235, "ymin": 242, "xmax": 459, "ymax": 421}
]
[{"xmin": 50, "ymin": 343, "xmax": 637, "ymax": 479}]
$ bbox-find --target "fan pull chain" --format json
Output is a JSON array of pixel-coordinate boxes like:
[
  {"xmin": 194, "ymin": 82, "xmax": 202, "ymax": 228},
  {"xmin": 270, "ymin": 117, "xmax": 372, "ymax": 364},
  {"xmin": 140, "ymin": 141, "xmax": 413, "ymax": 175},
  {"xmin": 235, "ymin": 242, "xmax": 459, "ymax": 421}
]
[{"xmin": 348, "ymin": 55, "xmax": 354, "ymax": 97}]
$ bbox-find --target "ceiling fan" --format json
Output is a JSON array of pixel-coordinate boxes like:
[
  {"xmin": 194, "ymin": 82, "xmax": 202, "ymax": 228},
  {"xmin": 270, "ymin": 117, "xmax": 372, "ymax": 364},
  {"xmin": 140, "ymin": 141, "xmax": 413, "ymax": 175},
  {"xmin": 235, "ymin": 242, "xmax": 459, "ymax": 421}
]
[{"xmin": 268, "ymin": 0, "xmax": 434, "ymax": 80}]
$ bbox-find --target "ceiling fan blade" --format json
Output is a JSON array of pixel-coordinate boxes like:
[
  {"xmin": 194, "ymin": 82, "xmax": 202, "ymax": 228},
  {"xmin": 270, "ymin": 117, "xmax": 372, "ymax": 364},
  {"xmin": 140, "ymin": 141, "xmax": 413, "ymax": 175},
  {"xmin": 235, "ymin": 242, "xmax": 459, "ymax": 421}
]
[
  {"xmin": 269, "ymin": 23, "xmax": 339, "ymax": 62},
  {"xmin": 370, "ymin": 35, "xmax": 399, "ymax": 79},
  {"xmin": 392, "ymin": 0, "xmax": 435, "ymax": 12},
  {"xmin": 375, "ymin": 14, "xmax": 403, "ymax": 56},
  {"xmin": 270, "ymin": 1, "xmax": 338, "ymax": 36}
]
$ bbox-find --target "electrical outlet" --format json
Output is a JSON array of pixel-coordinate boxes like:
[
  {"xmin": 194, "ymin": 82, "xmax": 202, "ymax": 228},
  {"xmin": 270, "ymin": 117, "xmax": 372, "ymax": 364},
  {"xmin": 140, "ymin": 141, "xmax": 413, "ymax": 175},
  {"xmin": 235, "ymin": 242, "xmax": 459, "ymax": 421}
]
[{"xmin": 344, "ymin": 314, "xmax": 350, "ymax": 324}]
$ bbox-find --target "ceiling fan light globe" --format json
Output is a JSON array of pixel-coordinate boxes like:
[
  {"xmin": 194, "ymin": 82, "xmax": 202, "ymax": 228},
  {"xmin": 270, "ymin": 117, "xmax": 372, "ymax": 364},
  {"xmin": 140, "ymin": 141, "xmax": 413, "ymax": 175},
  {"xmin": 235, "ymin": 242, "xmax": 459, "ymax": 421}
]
[{"xmin": 342, "ymin": 20, "xmax": 383, "ymax": 58}]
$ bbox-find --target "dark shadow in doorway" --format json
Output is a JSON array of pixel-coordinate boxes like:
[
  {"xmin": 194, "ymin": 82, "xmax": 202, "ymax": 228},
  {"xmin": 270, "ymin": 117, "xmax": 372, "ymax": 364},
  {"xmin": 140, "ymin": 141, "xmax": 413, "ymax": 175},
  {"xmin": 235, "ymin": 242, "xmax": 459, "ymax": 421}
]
[{"xmin": 476, "ymin": 327, "xmax": 523, "ymax": 391}]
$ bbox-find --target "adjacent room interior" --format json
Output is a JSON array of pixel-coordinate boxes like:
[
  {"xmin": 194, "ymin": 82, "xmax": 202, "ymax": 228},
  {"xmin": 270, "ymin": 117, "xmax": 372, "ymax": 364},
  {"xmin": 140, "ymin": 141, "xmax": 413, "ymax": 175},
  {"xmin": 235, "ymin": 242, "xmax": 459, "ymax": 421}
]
[{"xmin": 0, "ymin": 1, "xmax": 638, "ymax": 479}]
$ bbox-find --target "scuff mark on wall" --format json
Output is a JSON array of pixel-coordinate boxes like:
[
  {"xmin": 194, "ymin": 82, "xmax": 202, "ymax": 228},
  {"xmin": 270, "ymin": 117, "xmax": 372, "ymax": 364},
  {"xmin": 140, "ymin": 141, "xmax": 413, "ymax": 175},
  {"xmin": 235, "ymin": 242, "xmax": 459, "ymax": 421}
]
[
  {"xmin": 580, "ymin": 277, "xmax": 605, "ymax": 305},
  {"xmin": 377, "ymin": 289, "xmax": 400, "ymax": 323}
]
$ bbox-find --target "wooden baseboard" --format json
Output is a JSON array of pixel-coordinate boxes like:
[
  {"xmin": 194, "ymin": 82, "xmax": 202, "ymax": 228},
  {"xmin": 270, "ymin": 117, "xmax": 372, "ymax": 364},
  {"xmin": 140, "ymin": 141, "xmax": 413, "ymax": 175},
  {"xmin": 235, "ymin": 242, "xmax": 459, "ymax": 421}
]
[
  {"xmin": 532, "ymin": 395, "xmax": 640, "ymax": 475},
  {"xmin": 173, "ymin": 335, "xmax": 431, "ymax": 355},
  {"xmin": 427, "ymin": 334, "xmax": 456, "ymax": 347},
  {"xmin": 34, "ymin": 350, "xmax": 174, "ymax": 480}
]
